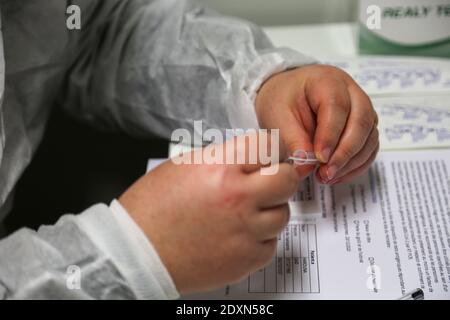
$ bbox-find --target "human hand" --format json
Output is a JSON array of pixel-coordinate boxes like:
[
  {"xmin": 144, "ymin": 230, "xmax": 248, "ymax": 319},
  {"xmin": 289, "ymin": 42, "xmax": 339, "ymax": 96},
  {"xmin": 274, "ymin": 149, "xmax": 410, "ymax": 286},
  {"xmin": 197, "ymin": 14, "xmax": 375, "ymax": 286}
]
[
  {"xmin": 255, "ymin": 64, "xmax": 379, "ymax": 185},
  {"xmin": 119, "ymin": 133, "xmax": 300, "ymax": 294}
]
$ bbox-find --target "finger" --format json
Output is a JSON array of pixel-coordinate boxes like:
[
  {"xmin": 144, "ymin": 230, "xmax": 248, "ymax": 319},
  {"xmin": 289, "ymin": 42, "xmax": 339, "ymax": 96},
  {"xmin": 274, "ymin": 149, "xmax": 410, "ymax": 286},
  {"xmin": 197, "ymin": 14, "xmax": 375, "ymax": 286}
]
[
  {"xmin": 231, "ymin": 131, "xmax": 281, "ymax": 174},
  {"xmin": 322, "ymin": 85, "xmax": 377, "ymax": 182},
  {"xmin": 330, "ymin": 128, "xmax": 379, "ymax": 181},
  {"xmin": 306, "ymin": 76, "xmax": 352, "ymax": 164},
  {"xmin": 246, "ymin": 163, "xmax": 299, "ymax": 208},
  {"xmin": 250, "ymin": 238, "xmax": 278, "ymax": 271},
  {"xmin": 282, "ymin": 93, "xmax": 315, "ymax": 156},
  {"xmin": 248, "ymin": 204, "xmax": 290, "ymax": 241},
  {"xmin": 318, "ymin": 126, "xmax": 379, "ymax": 183},
  {"xmin": 286, "ymin": 92, "xmax": 321, "ymax": 179},
  {"xmin": 328, "ymin": 144, "xmax": 379, "ymax": 185},
  {"xmin": 241, "ymin": 105, "xmax": 316, "ymax": 179}
]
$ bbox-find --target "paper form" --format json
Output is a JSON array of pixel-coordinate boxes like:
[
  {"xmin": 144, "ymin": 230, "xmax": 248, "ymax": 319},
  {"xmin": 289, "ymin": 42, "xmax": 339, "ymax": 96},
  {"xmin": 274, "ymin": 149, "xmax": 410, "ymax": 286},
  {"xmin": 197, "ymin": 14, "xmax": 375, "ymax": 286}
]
[
  {"xmin": 317, "ymin": 56, "xmax": 450, "ymax": 151},
  {"xmin": 185, "ymin": 149, "xmax": 450, "ymax": 299},
  {"xmin": 146, "ymin": 159, "xmax": 166, "ymax": 173},
  {"xmin": 319, "ymin": 56, "xmax": 450, "ymax": 96},
  {"xmin": 373, "ymin": 95, "xmax": 450, "ymax": 150}
]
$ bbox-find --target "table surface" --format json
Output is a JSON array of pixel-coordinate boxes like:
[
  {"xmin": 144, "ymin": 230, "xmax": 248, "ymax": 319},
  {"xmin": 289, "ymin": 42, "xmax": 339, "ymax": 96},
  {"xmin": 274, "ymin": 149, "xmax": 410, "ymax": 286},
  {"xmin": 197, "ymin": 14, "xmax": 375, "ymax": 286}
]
[{"xmin": 264, "ymin": 23, "xmax": 358, "ymax": 58}]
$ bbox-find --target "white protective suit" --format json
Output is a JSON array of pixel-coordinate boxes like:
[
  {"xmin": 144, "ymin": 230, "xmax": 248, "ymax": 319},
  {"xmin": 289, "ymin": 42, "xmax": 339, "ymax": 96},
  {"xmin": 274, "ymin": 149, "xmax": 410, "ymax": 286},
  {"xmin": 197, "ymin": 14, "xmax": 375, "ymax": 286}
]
[{"xmin": 0, "ymin": 0, "xmax": 315, "ymax": 299}]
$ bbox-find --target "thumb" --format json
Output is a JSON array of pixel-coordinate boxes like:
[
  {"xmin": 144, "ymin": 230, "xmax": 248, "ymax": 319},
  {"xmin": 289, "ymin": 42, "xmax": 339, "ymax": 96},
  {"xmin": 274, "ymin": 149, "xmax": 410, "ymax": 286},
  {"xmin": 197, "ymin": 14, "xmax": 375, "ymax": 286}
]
[{"xmin": 280, "ymin": 113, "xmax": 316, "ymax": 180}]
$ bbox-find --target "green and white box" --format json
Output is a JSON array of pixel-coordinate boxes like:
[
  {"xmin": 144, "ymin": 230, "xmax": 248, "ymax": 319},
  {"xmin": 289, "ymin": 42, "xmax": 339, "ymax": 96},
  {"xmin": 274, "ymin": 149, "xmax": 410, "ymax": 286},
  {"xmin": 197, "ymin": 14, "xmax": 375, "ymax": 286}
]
[{"xmin": 359, "ymin": 0, "xmax": 450, "ymax": 57}]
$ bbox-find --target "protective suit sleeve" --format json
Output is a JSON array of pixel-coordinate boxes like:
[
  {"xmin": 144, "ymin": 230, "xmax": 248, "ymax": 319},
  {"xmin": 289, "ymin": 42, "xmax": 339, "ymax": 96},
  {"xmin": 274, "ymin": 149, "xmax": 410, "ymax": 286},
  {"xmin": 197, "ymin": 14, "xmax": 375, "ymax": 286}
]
[
  {"xmin": 0, "ymin": 202, "xmax": 179, "ymax": 300},
  {"xmin": 63, "ymin": 0, "xmax": 316, "ymax": 138}
]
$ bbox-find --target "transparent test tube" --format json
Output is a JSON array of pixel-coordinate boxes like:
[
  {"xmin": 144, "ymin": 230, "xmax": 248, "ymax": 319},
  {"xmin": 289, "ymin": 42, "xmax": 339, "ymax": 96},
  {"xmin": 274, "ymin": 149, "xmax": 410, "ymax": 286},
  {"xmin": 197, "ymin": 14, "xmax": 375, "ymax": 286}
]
[{"xmin": 287, "ymin": 149, "xmax": 319, "ymax": 166}]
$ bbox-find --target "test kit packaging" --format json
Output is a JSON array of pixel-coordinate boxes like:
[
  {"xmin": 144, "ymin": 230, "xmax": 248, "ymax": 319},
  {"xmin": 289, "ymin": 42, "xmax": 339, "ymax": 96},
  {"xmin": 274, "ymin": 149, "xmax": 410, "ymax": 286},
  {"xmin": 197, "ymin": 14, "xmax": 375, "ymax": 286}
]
[{"xmin": 358, "ymin": 0, "xmax": 450, "ymax": 57}]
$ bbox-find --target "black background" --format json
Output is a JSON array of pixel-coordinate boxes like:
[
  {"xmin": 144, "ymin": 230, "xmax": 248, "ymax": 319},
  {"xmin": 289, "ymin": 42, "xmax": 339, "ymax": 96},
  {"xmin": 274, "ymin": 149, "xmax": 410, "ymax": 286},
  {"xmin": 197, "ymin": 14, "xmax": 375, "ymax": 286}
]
[{"xmin": 4, "ymin": 109, "xmax": 168, "ymax": 233}]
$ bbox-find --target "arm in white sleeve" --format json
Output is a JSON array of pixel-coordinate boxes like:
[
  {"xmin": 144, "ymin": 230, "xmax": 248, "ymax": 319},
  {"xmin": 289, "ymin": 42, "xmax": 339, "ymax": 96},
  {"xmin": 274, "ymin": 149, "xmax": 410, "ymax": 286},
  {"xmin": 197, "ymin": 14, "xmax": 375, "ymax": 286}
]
[
  {"xmin": 0, "ymin": 202, "xmax": 178, "ymax": 300},
  {"xmin": 62, "ymin": 0, "xmax": 317, "ymax": 137}
]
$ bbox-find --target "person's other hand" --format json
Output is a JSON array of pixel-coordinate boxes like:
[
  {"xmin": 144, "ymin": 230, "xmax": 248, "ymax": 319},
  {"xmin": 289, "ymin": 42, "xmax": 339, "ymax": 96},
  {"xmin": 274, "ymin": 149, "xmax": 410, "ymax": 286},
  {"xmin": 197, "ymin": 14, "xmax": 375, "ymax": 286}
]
[
  {"xmin": 255, "ymin": 65, "xmax": 379, "ymax": 185},
  {"xmin": 119, "ymin": 133, "xmax": 299, "ymax": 294}
]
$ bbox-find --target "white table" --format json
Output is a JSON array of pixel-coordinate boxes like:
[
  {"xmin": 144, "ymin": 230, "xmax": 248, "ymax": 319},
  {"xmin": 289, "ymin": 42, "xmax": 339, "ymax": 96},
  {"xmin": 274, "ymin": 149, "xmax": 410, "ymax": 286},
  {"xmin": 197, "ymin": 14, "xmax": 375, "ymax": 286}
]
[{"xmin": 264, "ymin": 23, "xmax": 358, "ymax": 58}]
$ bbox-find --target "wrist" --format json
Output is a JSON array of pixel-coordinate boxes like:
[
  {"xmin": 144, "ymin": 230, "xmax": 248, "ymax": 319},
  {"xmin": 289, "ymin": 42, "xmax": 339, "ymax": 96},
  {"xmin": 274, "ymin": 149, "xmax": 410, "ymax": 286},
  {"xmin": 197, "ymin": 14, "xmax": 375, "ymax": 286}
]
[{"xmin": 108, "ymin": 200, "xmax": 179, "ymax": 299}]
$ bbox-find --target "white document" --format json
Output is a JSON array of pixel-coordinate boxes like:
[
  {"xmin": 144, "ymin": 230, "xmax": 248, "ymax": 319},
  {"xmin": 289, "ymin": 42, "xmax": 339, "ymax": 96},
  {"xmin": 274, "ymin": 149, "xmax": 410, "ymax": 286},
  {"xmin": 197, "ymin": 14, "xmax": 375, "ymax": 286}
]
[
  {"xmin": 184, "ymin": 149, "xmax": 450, "ymax": 300},
  {"xmin": 146, "ymin": 159, "xmax": 166, "ymax": 173},
  {"xmin": 320, "ymin": 55, "xmax": 450, "ymax": 96},
  {"xmin": 318, "ymin": 55, "xmax": 450, "ymax": 151},
  {"xmin": 373, "ymin": 95, "xmax": 450, "ymax": 150}
]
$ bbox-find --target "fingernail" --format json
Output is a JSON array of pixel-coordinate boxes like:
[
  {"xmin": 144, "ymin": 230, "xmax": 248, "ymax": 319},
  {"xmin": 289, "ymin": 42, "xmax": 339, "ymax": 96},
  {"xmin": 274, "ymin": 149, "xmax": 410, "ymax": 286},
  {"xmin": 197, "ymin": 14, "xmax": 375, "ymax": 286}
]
[
  {"xmin": 318, "ymin": 148, "xmax": 331, "ymax": 163},
  {"xmin": 326, "ymin": 165, "xmax": 338, "ymax": 181}
]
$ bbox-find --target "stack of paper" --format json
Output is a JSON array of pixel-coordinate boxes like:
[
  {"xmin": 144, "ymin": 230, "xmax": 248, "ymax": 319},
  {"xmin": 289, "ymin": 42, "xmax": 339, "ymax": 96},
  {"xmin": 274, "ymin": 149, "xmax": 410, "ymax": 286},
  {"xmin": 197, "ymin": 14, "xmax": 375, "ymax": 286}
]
[{"xmin": 323, "ymin": 56, "xmax": 450, "ymax": 150}]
